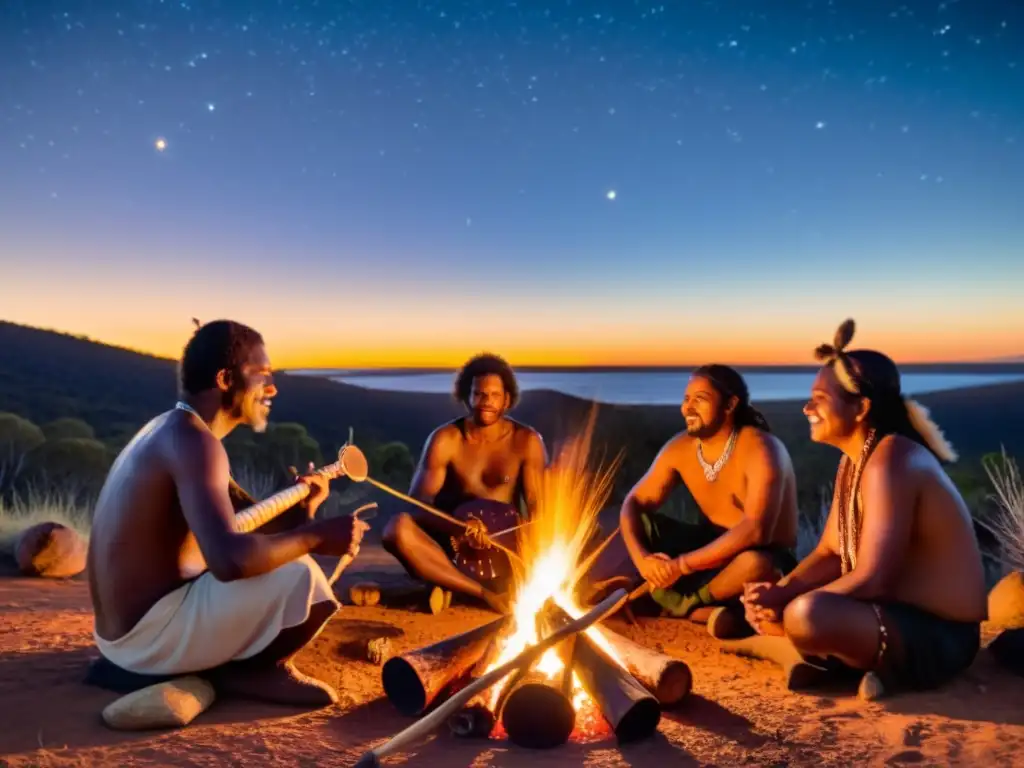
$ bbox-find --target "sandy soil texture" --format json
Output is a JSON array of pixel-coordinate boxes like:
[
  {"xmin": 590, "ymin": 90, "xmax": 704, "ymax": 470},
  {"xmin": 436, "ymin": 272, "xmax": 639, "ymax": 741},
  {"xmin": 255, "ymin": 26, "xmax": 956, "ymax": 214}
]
[{"xmin": 1, "ymin": 549, "xmax": 1023, "ymax": 768}]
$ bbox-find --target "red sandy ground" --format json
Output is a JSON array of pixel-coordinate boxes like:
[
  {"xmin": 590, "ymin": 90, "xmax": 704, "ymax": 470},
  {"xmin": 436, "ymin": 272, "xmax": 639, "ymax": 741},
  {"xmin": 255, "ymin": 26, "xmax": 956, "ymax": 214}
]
[{"xmin": 2, "ymin": 548, "xmax": 1023, "ymax": 768}]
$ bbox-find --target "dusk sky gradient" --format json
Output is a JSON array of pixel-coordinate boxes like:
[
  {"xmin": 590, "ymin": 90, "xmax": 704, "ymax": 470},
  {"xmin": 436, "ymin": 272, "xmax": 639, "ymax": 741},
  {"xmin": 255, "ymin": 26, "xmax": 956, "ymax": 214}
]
[{"xmin": 1, "ymin": 1, "xmax": 1022, "ymax": 367}]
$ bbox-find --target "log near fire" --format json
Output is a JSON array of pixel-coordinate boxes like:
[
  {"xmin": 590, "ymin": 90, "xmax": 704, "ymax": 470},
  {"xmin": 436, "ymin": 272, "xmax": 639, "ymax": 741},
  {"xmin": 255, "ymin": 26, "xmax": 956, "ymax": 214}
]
[{"xmin": 381, "ymin": 615, "xmax": 510, "ymax": 716}]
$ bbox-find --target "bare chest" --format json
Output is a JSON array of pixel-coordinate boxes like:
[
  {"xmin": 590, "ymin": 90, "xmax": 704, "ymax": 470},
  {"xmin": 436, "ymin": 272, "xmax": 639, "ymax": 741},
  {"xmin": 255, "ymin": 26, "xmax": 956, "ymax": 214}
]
[
  {"xmin": 678, "ymin": 452, "xmax": 748, "ymax": 526},
  {"xmin": 449, "ymin": 442, "xmax": 523, "ymax": 497}
]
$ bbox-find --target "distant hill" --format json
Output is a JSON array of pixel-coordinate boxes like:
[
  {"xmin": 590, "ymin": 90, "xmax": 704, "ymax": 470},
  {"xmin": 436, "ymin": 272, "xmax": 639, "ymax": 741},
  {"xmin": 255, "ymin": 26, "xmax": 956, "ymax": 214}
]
[{"xmin": 2, "ymin": 319, "xmax": 1023, "ymax": 467}]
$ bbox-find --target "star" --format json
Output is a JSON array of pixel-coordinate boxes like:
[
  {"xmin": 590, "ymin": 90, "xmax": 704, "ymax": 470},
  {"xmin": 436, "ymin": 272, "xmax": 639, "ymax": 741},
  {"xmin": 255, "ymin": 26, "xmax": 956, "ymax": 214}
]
[
  {"xmin": 154, "ymin": 137, "xmax": 167, "ymax": 152},
  {"xmin": 606, "ymin": 190, "xmax": 617, "ymax": 200}
]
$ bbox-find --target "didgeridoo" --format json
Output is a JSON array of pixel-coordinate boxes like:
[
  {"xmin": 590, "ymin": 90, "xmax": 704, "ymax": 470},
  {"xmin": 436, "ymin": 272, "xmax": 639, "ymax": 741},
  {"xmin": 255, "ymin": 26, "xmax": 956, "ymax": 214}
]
[
  {"xmin": 351, "ymin": 587, "xmax": 631, "ymax": 768},
  {"xmin": 232, "ymin": 443, "xmax": 369, "ymax": 533}
]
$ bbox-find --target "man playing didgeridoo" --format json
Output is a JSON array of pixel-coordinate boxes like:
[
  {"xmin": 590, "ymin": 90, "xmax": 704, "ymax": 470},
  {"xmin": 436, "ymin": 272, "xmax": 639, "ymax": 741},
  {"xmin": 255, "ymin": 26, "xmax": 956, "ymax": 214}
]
[
  {"xmin": 86, "ymin": 319, "xmax": 368, "ymax": 707},
  {"xmin": 382, "ymin": 353, "xmax": 547, "ymax": 615},
  {"xmin": 739, "ymin": 319, "xmax": 986, "ymax": 698},
  {"xmin": 589, "ymin": 364, "xmax": 800, "ymax": 638}
]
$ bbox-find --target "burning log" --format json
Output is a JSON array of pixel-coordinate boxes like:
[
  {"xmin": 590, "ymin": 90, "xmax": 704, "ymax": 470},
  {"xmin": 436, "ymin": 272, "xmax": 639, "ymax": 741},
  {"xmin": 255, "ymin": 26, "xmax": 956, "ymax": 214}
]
[
  {"xmin": 447, "ymin": 623, "xmax": 509, "ymax": 738},
  {"xmin": 597, "ymin": 628, "xmax": 692, "ymax": 707},
  {"xmin": 546, "ymin": 604, "xmax": 661, "ymax": 743},
  {"xmin": 382, "ymin": 615, "xmax": 509, "ymax": 716},
  {"xmin": 497, "ymin": 601, "xmax": 578, "ymax": 749}
]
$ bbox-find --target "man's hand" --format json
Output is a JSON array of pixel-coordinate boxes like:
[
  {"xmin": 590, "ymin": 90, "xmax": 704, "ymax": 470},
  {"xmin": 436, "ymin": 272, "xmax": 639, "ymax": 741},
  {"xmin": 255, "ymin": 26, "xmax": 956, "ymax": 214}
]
[
  {"xmin": 313, "ymin": 514, "xmax": 370, "ymax": 558},
  {"xmin": 464, "ymin": 517, "xmax": 489, "ymax": 549},
  {"xmin": 741, "ymin": 581, "xmax": 789, "ymax": 635},
  {"xmin": 638, "ymin": 552, "xmax": 680, "ymax": 589},
  {"xmin": 290, "ymin": 462, "xmax": 330, "ymax": 518}
]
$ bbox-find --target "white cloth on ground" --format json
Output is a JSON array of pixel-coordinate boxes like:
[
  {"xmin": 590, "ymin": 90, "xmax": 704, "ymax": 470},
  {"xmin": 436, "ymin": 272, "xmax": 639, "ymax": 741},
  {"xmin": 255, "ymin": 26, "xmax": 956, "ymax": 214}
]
[{"xmin": 93, "ymin": 555, "xmax": 338, "ymax": 676}]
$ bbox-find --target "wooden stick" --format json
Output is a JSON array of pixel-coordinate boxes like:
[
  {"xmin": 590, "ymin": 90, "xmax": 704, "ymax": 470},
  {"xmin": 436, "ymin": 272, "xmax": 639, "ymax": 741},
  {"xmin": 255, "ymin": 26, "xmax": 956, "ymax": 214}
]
[
  {"xmin": 352, "ymin": 588, "xmax": 630, "ymax": 768},
  {"xmin": 358, "ymin": 475, "xmax": 523, "ymax": 565}
]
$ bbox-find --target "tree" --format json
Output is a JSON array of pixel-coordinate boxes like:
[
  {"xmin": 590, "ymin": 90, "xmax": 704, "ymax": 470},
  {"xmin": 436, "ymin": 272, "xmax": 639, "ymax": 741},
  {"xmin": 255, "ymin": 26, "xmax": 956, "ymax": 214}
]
[
  {"xmin": 370, "ymin": 441, "xmax": 415, "ymax": 488},
  {"xmin": 22, "ymin": 437, "xmax": 114, "ymax": 501},
  {"xmin": 41, "ymin": 417, "xmax": 96, "ymax": 441},
  {"xmin": 0, "ymin": 411, "xmax": 45, "ymax": 495}
]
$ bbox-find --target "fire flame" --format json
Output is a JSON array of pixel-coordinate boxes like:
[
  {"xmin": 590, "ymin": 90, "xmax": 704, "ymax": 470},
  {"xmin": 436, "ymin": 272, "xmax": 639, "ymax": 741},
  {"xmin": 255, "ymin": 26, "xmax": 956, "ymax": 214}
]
[{"xmin": 484, "ymin": 411, "xmax": 626, "ymax": 731}]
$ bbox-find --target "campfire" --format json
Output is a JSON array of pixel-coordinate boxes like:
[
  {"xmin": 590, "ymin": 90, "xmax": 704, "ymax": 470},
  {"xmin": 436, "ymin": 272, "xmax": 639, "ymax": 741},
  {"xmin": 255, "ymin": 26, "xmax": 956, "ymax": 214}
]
[{"xmin": 379, "ymin": 421, "xmax": 692, "ymax": 749}]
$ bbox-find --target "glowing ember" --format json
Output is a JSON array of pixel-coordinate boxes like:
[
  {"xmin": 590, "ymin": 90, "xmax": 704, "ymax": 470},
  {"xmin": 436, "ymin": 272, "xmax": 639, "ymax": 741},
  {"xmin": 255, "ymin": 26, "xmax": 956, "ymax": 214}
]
[{"xmin": 482, "ymin": 412, "xmax": 626, "ymax": 739}]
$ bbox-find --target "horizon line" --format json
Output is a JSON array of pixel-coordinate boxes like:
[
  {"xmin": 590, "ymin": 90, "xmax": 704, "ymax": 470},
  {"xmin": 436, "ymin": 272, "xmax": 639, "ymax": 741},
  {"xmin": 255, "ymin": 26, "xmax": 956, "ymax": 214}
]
[{"xmin": 3, "ymin": 320, "xmax": 1022, "ymax": 370}]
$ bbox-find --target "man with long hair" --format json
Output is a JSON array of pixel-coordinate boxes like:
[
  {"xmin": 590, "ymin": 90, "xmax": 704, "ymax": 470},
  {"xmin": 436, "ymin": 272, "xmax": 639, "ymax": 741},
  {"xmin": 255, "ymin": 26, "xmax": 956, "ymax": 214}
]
[
  {"xmin": 87, "ymin": 320, "xmax": 368, "ymax": 707},
  {"xmin": 597, "ymin": 364, "xmax": 800, "ymax": 638},
  {"xmin": 382, "ymin": 352, "xmax": 547, "ymax": 614},
  {"xmin": 741, "ymin": 319, "xmax": 987, "ymax": 698}
]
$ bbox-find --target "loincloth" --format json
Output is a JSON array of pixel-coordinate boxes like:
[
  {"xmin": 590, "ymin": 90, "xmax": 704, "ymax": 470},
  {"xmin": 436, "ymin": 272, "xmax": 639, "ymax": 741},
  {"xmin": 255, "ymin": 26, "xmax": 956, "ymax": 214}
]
[
  {"xmin": 870, "ymin": 601, "xmax": 980, "ymax": 691},
  {"xmin": 93, "ymin": 555, "xmax": 338, "ymax": 676},
  {"xmin": 641, "ymin": 512, "xmax": 798, "ymax": 596}
]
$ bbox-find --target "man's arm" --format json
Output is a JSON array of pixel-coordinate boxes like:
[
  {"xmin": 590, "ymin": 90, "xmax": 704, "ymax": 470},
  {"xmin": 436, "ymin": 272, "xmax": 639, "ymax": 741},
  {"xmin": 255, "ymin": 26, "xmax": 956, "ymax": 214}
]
[
  {"xmin": 771, "ymin": 494, "xmax": 842, "ymax": 600},
  {"xmin": 813, "ymin": 438, "xmax": 916, "ymax": 600},
  {"xmin": 170, "ymin": 428, "xmax": 325, "ymax": 581},
  {"xmin": 407, "ymin": 428, "xmax": 461, "ymax": 536},
  {"xmin": 520, "ymin": 430, "xmax": 548, "ymax": 519},
  {"xmin": 680, "ymin": 433, "xmax": 785, "ymax": 573},
  {"xmin": 620, "ymin": 436, "xmax": 683, "ymax": 566}
]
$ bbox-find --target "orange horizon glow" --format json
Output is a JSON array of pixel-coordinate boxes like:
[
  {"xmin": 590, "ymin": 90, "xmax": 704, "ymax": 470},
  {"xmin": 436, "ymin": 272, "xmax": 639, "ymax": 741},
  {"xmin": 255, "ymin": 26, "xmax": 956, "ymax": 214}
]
[{"xmin": 3, "ymin": 314, "xmax": 1021, "ymax": 369}]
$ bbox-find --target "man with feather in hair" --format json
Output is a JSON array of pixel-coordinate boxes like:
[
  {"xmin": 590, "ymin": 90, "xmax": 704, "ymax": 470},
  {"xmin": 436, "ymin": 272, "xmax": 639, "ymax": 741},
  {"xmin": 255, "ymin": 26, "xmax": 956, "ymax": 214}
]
[{"xmin": 740, "ymin": 319, "xmax": 987, "ymax": 698}]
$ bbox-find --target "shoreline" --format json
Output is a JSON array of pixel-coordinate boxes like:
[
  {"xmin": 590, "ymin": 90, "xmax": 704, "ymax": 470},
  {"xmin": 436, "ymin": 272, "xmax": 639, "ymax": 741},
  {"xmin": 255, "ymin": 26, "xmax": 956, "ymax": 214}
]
[{"xmin": 289, "ymin": 361, "xmax": 1024, "ymax": 377}]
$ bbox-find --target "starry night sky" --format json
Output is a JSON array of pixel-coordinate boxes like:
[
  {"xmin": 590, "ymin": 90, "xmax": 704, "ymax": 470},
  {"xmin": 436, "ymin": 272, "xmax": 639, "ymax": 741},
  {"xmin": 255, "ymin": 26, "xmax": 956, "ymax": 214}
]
[{"xmin": 2, "ymin": 1, "xmax": 1022, "ymax": 367}]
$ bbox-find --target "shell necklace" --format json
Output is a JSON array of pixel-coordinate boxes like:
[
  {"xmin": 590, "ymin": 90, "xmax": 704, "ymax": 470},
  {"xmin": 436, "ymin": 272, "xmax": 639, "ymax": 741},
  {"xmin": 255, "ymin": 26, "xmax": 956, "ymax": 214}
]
[{"xmin": 696, "ymin": 429, "xmax": 737, "ymax": 482}]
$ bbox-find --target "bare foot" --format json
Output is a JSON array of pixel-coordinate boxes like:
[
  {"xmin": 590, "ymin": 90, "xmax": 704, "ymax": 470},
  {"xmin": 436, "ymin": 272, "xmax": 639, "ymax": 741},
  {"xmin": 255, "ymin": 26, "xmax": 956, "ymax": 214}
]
[{"xmin": 211, "ymin": 661, "xmax": 338, "ymax": 708}]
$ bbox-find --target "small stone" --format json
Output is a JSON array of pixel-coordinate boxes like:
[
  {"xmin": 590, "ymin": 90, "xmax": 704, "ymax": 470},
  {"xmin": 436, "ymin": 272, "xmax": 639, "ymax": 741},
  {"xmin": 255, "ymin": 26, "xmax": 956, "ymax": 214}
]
[
  {"xmin": 857, "ymin": 671, "xmax": 886, "ymax": 701},
  {"xmin": 988, "ymin": 571, "xmax": 1024, "ymax": 629},
  {"xmin": 14, "ymin": 521, "xmax": 87, "ymax": 578},
  {"xmin": 102, "ymin": 676, "xmax": 216, "ymax": 731},
  {"xmin": 349, "ymin": 581, "xmax": 381, "ymax": 607}
]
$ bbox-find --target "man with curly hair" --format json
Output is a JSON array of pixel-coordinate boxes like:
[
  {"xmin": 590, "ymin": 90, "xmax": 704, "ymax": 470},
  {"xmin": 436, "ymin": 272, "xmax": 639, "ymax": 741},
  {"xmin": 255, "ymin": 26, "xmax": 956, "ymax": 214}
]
[{"xmin": 382, "ymin": 352, "xmax": 547, "ymax": 614}]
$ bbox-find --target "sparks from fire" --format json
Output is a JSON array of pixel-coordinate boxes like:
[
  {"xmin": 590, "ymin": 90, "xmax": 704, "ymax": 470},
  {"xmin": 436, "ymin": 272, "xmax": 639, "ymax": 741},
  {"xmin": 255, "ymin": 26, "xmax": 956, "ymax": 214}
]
[{"xmin": 482, "ymin": 413, "xmax": 626, "ymax": 734}]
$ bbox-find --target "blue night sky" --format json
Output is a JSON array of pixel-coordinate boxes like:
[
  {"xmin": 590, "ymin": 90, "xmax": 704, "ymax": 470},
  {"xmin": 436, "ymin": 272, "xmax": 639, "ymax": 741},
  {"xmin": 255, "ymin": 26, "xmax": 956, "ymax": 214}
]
[{"xmin": 1, "ymin": 1, "xmax": 1022, "ymax": 367}]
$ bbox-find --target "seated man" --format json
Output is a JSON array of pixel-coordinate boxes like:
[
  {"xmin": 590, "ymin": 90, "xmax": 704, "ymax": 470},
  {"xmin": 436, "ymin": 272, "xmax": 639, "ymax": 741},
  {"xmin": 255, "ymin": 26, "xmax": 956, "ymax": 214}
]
[
  {"xmin": 597, "ymin": 364, "xmax": 799, "ymax": 638},
  {"xmin": 86, "ymin": 319, "xmax": 368, "ymax": 707},
  {"xmin": 740, "ymin": 319, "xmax": 986, "ymax": 698},
  {"xmin": 382, "ymin": 353, "xmax": 547, "ymax": 615}
]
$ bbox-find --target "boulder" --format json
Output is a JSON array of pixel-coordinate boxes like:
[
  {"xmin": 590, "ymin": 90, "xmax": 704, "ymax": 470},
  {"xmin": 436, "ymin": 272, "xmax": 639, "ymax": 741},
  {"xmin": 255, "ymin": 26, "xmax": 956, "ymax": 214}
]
[
  {"xmin": 988, "ymin": 570, "xmax": 1024, "ymax": 630},
  {"xmin": 102, "ymin": 676, "xmax": 216, "ymax": 731},
  {"xmin": 14, "ymin": 521, "xmax": 87, "ymax": 578}
]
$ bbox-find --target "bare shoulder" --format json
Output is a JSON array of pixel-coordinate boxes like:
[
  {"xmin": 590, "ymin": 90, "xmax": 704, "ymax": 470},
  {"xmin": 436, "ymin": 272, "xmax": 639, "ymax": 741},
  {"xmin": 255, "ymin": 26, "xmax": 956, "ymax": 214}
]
[
  {"xmin": 509, "ymin": 419, "xmax": 545, "ymax": 453},
  {"xmin": 422, "ymin": 421, "xmax": 461, "ymax": 457},
  {"xmin": 160, "ymin": 411, "xmax": 229, "ymax": 475},
  {"xmin": 738, "ymin": 427, "xmax": 791, "ymax": 471},
  {"xmin": 862, "ymin": 434, "xmax": 924, "ymax": 483},
  {"xmin": 659, "ymin": 430, "xmax": 693, "ymax": 465}
]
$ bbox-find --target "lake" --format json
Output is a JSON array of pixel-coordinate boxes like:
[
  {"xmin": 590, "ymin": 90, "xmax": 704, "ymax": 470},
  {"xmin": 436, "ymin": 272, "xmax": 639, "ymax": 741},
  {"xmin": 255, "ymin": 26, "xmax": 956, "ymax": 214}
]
[{"xmin": 307, "ymin": 370, "xmax": 1024, "ymax": 406}]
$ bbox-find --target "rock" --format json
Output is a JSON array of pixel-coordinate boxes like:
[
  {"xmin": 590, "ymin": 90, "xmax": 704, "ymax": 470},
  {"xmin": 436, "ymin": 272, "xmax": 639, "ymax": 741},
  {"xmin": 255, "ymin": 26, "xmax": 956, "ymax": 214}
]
[
  {"xmin": 14, "ymin": 522, "xmax": 87, "ymax": 578},
  {"xmin": 349, "ymin": 581, "xmax": 381, "ymax": 607},
  {"xmin": 101, "ymin": 676, "xmax": 216, "ymax": 731},
  {"xmin": 988, "ymin": 571, "xmax": 1024, "ymax": 629}
]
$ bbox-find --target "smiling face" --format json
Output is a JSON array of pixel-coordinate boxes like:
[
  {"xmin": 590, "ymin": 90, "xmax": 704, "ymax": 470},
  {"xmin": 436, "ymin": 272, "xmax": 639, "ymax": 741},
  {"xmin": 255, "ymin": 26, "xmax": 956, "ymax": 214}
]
[
  {"xmin": 681, "ymin": 374, "xmax": 734, "ymax": 440},
  {"xmin": 803, "ymin": 366, "xmax": 866, "ymax": 446},
  {"xmin": 468, "ymin": 373, "xmax": 510, "ymax": 426},
  {"xmin": 220, "ymin": 343, "xmax": 277, "ymax": 433}
]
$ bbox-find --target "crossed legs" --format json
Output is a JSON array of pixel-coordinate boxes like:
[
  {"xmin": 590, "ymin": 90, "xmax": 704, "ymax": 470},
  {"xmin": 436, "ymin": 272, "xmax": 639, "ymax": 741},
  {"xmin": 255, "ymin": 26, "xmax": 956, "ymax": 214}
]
[{"xmin": 382, "ymin": 512, "xmax": 510, "ymax": 613}]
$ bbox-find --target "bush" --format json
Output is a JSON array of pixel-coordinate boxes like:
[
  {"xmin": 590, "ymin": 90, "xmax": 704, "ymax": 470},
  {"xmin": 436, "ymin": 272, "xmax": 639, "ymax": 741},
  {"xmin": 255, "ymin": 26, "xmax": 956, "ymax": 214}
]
[
  {"xmin": 22, "ymin": 437, "xmax": 113, "ymax": 501},
  {"xmin": 0, "ymin": 487, "xmax": 92, "ymax": 555},
  {"xmin": 41, "ymin": 417, "xmax": 96, "ymax": 441}
]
